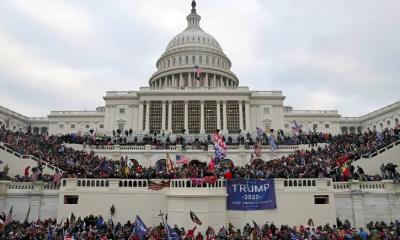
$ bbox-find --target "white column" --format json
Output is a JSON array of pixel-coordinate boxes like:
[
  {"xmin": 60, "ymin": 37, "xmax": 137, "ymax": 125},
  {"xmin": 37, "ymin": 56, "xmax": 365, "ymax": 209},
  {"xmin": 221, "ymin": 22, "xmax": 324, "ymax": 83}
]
[
  {"xmin": 179, "ymin": 73, "xmax": 183, "ymax": 88},
  {"xmin": 172, "ymin": 74, "xmax": 176, "ymax": 88},
  {"xmin": 239, "ymin": 101, "xmax": 243, "ymax": 132},
  {"xmin": 184, "ymin": 100, "xmax": 188, "ymax": 133},
  {"xmin": 213, "ymin": 74, "xmax": 216, "ymax": 88},
  {"xmin": 216, "ymin": 101, "xmax": 221, "ymax": 130},
  {"xmin": 245, "ymin": 101, "xmax": 251, "ymax": 131},
  {"xmin": 222, "ymin": 100, "xmax": 227, "ymax": 132},
  {"xmin": 188, "ymin": 72, "xmax": 192, "ymax": 88},
  {"xmin": 145, "ymin": 101, "xmax": 150, "ymax": 133},
  {"xmin": 138, "ymin": 101, "xmax": 144, "ymax": 132},
  {"xmin": 204, "ymin": 73, "xmax": 208, "ymax": 88},
  {"xmin": 200, "ymin": 101, "xmax": 205, "ymax": 134},
  {"xmin": 168, "ymin": 100, "xmax": 173, "ymax": 133},
  {"xmin": 161, "ymin": 101, "xmax": 166, "ymax": 131}
]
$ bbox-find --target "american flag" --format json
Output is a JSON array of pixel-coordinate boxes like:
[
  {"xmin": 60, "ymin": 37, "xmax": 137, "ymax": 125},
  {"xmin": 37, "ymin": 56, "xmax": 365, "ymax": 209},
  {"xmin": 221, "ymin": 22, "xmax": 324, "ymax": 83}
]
[
  {"xmin": 53, "ymin": 172, "xmax": 63, "ymax": 184},
  {"xmin": 31, "ymin": 169, "xmax": 41, "ymax": 181},
  {"xmin": 256, "ymin": 127, "xmax": 264, "ymax": 139},
  {"xmin": 291, "ymin": 120, "xmax": 301, "ymax": 136},
  {"xmin": 4, "ymin": 206, "xmax": 13, "ymax": 226},
  {"xmin": 194, "ymin": 65, "xmax": 203, "ymax": 80},
  {"xmin": 212, "ymin": 131, "xmax": 227, "ymax": 163},
  {"xmin": 176, "ymin": 154, "xmax": 190, "ymax": 165},
  {"xmin": 252, "ymin": 220, "xmax": 262, "ymax": 237},
  {"xmin": 166, "ymin": 153, "xmax": 175, "ymax": 174},
  {"xmin": 148, "ymin": 180, "xmax": 170, "ymax": 191}
]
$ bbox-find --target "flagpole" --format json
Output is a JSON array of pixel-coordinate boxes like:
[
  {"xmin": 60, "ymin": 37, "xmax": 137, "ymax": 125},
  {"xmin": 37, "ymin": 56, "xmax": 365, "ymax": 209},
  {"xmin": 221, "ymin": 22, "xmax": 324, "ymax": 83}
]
[{"xmin": 158, "ymin": 210, "xmax": 170, "ymax": 240}]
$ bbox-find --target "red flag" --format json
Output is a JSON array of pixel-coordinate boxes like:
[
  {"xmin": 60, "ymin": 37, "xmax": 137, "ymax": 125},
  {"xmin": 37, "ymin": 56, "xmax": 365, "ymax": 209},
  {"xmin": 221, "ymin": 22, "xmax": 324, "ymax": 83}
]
[{"xmin": 208, "ymin": 158, "xmax": 215, "ymax": 171}]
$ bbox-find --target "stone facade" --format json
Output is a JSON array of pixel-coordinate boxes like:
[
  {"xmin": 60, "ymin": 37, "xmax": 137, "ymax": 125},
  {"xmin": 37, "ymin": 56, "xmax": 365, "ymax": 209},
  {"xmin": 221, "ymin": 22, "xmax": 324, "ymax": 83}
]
[
  {"xmin": 0, "ymin": 179, "xmax": 399, "ymax": 231},
  {"xmin": 0, "ymin": 1, "xmax": 399, "ymax": 137}
]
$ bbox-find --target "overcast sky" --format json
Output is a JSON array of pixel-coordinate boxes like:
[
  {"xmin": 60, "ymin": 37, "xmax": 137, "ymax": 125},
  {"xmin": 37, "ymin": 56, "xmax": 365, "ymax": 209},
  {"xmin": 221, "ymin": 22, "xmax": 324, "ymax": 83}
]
[{"xmin": 0, "ymin": 0, "xmax": 399, "ymax": 117}]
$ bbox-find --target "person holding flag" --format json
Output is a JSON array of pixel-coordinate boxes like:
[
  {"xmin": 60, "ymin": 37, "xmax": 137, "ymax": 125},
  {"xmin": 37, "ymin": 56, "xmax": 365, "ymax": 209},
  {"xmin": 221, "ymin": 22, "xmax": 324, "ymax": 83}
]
[
  {"xmin": 166, "ymin": 153, "xmax": 176, "ymax": 174},
  {"xmin": 291, "ymin": 120, "xmax": 302, "ymax": 136},
  {"xmin": 194, "ymin": 65, "xmax": 203, "ymax": 80},
  {"xmin": 212, "ymin": 129, "xmax": 227, "ymax": 164},
  {"xmin": 130, "ymin": 215, "xmax": 148, "ymax": 240}
]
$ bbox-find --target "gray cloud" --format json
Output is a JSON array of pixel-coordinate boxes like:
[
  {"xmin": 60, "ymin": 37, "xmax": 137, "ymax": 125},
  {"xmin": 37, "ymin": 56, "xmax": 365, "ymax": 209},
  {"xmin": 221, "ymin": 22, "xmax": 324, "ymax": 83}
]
[{"xmin": 0, "ymin": 0, "xmax": 398, "ymax": 117}]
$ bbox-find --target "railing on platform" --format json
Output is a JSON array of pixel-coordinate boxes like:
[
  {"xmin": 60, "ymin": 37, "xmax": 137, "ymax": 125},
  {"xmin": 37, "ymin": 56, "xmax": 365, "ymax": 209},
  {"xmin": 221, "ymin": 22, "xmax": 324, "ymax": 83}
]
[
  {"xmin": 88, "ymin": 144, "xmax": 301, "ymax": 152},
  {"xmin": 332, "ymin": 180, "xmax": 394, "ymax": 192},
  {"xmin": 6, "ymin": 181, "xmax": 60, "ymax": 190}
]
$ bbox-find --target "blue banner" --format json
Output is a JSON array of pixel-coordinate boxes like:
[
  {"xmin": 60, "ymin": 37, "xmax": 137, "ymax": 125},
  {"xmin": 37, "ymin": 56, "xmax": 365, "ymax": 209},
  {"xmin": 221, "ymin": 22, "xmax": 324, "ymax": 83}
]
[{"xmin": 227, "ymin": 179, "xmax": 277, "ymax": 210}]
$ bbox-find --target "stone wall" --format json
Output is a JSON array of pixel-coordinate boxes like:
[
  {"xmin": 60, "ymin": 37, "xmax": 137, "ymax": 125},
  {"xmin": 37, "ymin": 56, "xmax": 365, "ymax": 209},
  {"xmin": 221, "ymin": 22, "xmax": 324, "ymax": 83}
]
[{"xmin": 0, "ymin": 179, "xmax": 398, "ymax": 232}]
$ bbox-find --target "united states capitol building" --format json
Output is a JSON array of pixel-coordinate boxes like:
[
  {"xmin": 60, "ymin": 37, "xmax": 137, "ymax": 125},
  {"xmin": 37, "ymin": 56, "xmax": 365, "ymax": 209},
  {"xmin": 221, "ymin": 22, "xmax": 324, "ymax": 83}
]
[
  {"xmin": 0, "ymin": 1, "xmax": 399, "ymax": 137},
  {"xmin": 0, "ymin": 1, "xmax": 400, "ymax": 231}
]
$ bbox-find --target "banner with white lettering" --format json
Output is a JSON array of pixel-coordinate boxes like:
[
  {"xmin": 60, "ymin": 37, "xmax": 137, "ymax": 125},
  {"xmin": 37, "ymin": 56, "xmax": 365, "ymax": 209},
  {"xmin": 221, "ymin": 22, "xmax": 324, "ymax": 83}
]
[{"xmin": 227, "ymin": 179, "xmax": 277, "ymax": 210}]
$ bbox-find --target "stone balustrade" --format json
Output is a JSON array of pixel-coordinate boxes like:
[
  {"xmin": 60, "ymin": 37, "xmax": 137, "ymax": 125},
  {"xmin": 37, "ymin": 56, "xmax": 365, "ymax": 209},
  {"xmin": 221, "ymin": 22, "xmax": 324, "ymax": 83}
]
[
  {"xmin": 0, "ymin": 142, "xmax": 64, "ymax": 173},
  {"xmin": 88, "ymin": 144, "xmax": 302, "ymax": 152}
]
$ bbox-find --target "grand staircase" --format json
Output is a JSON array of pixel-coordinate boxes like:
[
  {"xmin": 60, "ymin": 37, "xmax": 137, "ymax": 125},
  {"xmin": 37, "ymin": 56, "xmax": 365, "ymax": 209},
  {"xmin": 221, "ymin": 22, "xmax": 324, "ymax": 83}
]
[{"xmin": 0, "ymin": 142, "xmax": 63, "ymax": 178}]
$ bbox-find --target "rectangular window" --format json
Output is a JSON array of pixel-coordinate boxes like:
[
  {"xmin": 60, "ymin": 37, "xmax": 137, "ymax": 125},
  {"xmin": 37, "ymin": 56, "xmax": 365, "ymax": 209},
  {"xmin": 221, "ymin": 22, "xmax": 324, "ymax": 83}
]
[
  {"xmin": 165, "ymin": 102, "xmax": 169, "ymax": 131},
  {"xmin": 227, "ymin": 101, "xmax": 240, "ymax": 133},
  {"xmin": 64, "ymin": 195, "xmax": 78, "ymax": 204},
  {"xmin": 142, "ymin": 103, "xmax": 147, "ymax": 131},
  {"xmin": 199, "ymin": 56, "xmax": 202, "ymax": 64},
  {"xmin": 325, "ymin": 124, "xmax": 330, "ymax": 129},
  {"xmin": 192, "ymin": 56, "xmax": 196, "ymax": 64},
  {"xmin": 119, "ymin": 108, "xmax": 125, "ymax": 114},
  {"xmin": 186, "ymin": 56, "xmax": 189, "ymax": 64},
  {"xmin": 118, "ymin": 123, "xmax": 124, "ymax": 131},
  {"xmin": 85, "ymin": 125, "xmax": 90, "ymax": 129},
  {"xmin": 220, "ymin": 103, "xmax": 224, "ymax": 130},
  {"xmin": 264, "ymin": 108, "xmax": 270, "ymax": 114},
  {"xmin": 242, "ymin": 103, "xmax": 246, "ymax": 130},
  {"xmin": 172, "ymin": 101, "xmax": 185, "ymax": 134},
  {"xmin": 205, "ymin": 101, "xmax": 217, "ymax": 134},
  {"xmin": 149, "ymin": 101, "xmax": 162, "ymax": 133},
  {"xmin": 59, "ymin": 124, "xmax": 64, "ymax": 129},
  {"xmin": 313, "ymin": 124, "xmax": 318, "ymax": 130},
  {"xmin": 99, "ymin": 124, "xmax": 104, "ymax": 129},
  {"xmin": 314, "ymin": 195, "xmax": 329, "ymax": 204},
  {"xmin": 206, "ymin": 56, "xmax": 209, "ymax": 65},
  {"xmin": 70, "ymin": 124, "xmax": 75, "ymax": 129},
  {"xmin": 188, "ymin": 101, "xmax": 200, "ymax": 134}
]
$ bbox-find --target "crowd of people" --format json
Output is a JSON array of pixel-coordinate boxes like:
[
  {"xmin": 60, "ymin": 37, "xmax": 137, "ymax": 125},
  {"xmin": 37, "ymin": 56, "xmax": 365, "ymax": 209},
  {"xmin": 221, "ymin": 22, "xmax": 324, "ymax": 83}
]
[
  {"xmin": 0, "ymin": 214, "xmax": 399, "ymax": 240},
  {"xmin": 0, "ymin": 126, "xmax": 399, "ymax": 182},
  {"xmin": 59, "ymin": 130, "xmax": 330, "ymax": 148}
]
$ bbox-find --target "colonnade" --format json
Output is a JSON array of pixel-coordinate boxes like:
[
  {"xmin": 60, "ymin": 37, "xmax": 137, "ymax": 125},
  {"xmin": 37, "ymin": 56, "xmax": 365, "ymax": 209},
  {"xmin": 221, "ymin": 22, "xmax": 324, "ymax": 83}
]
[
  {"xmin": 137, "ymin": 100, "xmax": 251, "ymax": 134},
  {"xmin": 150, "ymin": 72, "xmax": 238, "ymax": 89}
]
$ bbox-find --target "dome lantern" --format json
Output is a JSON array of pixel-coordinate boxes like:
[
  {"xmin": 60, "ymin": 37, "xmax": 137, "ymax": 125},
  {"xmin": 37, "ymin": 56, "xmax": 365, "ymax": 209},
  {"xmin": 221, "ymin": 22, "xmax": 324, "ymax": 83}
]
[{"xmin": 187, "ymin": 0, "xmax": 201, "ymax": 29}]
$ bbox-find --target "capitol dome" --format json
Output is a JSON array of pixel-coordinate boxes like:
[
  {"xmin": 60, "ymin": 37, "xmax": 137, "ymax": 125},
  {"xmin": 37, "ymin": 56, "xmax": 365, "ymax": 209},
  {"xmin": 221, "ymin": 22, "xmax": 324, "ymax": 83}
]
[{"xmin": 149, "ymin": 0, "xmax": 239, "ymax": 89}]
